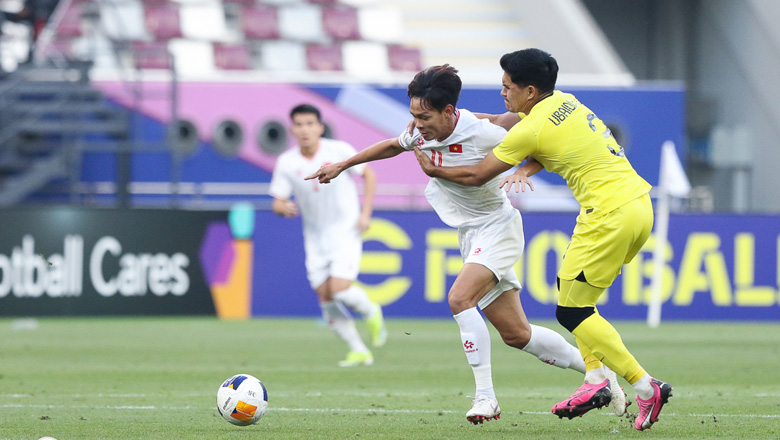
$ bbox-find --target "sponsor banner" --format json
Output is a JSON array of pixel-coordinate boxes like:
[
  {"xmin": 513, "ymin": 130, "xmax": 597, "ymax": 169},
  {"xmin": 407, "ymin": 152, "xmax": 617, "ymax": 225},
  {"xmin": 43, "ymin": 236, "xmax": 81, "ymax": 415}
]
[
  {"xmin": 253, "ymin": 211, "xmax": 780, "ymax": 321},
  {"xmin": 4, "ymin": 207, "xmax": 777, "ymax": 321},
  {"xmin": 0, "ymin": 208, "xmax": 221, "ymax": 316}
]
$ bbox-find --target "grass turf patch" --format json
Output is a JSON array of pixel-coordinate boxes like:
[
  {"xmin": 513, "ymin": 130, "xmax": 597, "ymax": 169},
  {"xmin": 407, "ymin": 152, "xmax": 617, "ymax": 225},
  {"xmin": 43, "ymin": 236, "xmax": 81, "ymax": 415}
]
[{"xmin": 1, "ymin": 317, "xmax": 779, "ymax": 439}]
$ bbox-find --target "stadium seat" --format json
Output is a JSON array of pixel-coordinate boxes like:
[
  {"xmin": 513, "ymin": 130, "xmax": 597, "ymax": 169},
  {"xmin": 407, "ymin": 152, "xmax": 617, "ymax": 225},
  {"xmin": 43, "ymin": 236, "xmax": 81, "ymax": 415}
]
[
  {"xmin": 258, "ymin": 41, "xmax": 306, "ymax": 71},
  {"xmin": 100, "ymin": 0, "xmax": 148, "ymax": 41},
  {"xmin": 357, "ymin": 7, "xmax": 403, "ymax": 43},
  {"xmin": 132, "ymin": 41, "xmax": 171, "ymax": 69},
  {"xmin": 72, "ymin": 34, "xmax": 119, "ymax": 70},
  {"xmin": 306, "ymin": 44, "xmax": 343, "ymax": 71},
  {"xmin": 144, "ymin": 4, "xmax": 182, "ymax": 40},
  {"xmin": 387, "ymin": 45, "xmax": 422, "ymax": 71},
  {"xmin": 180, "ymin": 2, "xmax": 229, "ymax": 42},
  {"xmin": 213, "ymin": 43, "xmax": 252, "ymax": 70},
  {"xmin": 169, "ymin": 39, "xmax": 216, "ymax": 76},
  {"xmin": 278, "ymin": 4, "xmax": 325, "ymax": 42},
  {"xmin": 307, "ymin": 0, "xmax": 338, "ymax": 6},
  {"xmin": 322, "ymin": 7, "xmax": 360, "ymax": 40},
  {"xmin": 241, "ymin": 5, "xmax": 280, "ymax": 40},
  {"xmin": 262, "ymin": 0, "xmax": 305, "ymax": 5},
  {"xmin": 57, "ymin": 4, "xmax": 84, "ymax": 37},
  {"xmin": 342, "ymin": 41, "xmax": 389, "ymax": 77}
]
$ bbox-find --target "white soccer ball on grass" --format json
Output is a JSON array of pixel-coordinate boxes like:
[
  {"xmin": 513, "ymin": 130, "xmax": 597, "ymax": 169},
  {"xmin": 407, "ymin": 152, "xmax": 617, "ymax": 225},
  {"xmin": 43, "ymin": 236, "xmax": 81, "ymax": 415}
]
[{"xmin": 216, "ymin": 374, "xmax": 268, "ymax": 426}]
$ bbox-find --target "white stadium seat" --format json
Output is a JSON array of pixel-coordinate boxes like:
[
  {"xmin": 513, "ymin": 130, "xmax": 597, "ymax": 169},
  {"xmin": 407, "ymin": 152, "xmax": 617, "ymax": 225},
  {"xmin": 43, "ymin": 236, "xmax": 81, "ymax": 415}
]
[
  {"xmin": 100, "ymin": 0, "xmax": 148, "ymax": 41},
  {"xmin": 258, "ymin": 40, "xmax": 307, "ymax": 71},
  {"xmin": 169, "ymin": 39, "xmax": 216, "ymax": 76},
  {"xmin": 180, "ymin": 2, "xmax": 230, "ymax": 42},
  {"xmin": 278, "ymin": 4, "xmax": 325, "ymax": 42},
  {"xmin": 357, "ymin": 8, "xmax": 403, "ymax": 43},
  {"xmin": 342, "ymin": 41, "xmax": 389, "ymax": 77}
]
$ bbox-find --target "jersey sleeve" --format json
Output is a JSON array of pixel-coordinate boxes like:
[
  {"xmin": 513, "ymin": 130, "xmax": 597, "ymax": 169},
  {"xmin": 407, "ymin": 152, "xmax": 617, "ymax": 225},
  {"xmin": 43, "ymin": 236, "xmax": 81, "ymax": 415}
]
[
  {"xmin": 492, "ymin": 122, "xmax": 537, "ymax": 166},
  {"xmin": 398, "ymin": 129, "xmax": 423, "ymax": 151},
  {"xmin": 475, "ymin": 118, "xmax": 508, "ymax": 156},
  {"xmin": 268, "ymin": 157, "xmax": 293, "ymax": 200}
]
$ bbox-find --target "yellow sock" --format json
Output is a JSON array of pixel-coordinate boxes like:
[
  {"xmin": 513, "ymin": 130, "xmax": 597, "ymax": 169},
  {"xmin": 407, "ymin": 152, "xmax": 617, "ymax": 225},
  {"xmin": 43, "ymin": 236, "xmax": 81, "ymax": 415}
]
[
  {"xmin": 576, "ymin": 337, "xmax": 604, "ymax": 372},
  {"xmin": 572, "ymin": 313, "xmax": 646, "ymax": 383}
]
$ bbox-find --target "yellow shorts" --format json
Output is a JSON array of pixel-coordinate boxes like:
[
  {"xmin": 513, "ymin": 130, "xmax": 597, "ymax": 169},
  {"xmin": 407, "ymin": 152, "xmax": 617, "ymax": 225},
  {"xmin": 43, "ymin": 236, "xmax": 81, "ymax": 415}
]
[{"xmin": 558, "ymin": 193, "xmax": 653, "ymax": 288}]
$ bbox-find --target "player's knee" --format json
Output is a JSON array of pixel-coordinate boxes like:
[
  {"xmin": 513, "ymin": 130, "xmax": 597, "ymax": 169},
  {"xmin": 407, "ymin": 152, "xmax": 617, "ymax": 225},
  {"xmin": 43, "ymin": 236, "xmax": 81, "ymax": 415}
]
[
  {"xmin": 556, "ymin": 305, "xmax": 595, "ymax": 333},
  {"xmin": 500, "ymin": 325, "xmax": 532, "ymax": 349},
  {"xmin": 447, "ymin": 289, "xmax": 477, "ymax": 314}
]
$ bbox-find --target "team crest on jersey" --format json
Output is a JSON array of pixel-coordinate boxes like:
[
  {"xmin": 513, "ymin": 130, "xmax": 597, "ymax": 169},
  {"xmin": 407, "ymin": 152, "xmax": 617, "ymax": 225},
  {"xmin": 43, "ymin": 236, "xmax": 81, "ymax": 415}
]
[
  {"xmin": 416, "ymin": 137, "xmax": 424, "ymax": 147},
  {"xmin": 449, "ymin": 144, "xmax": 463, "ymax": 153}
]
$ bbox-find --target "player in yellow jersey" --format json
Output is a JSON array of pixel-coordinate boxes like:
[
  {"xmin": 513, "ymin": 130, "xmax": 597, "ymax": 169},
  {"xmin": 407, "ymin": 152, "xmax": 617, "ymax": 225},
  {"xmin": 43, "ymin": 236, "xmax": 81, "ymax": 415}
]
[{"xmin": 412, "ymin": 48, "xmax": 672, "ymax": 431}]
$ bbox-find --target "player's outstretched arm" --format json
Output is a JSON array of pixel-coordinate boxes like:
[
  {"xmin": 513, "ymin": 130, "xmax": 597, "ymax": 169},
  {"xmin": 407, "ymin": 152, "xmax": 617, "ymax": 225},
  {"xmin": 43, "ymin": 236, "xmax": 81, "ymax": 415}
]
[
  {"xmin": 305, "ymin": 138, "xmax": 405, "ymax": 184},
  {"xmin": 474, "ymin": 112, "xmax": 522, "ymax": 131},
  {"xmin": 413, "ymin": 147, "xmax": 513, "ymax": 187},
  {"xmin": 499, "ymin": 156, "xmax": 543, "ymax": 193}
]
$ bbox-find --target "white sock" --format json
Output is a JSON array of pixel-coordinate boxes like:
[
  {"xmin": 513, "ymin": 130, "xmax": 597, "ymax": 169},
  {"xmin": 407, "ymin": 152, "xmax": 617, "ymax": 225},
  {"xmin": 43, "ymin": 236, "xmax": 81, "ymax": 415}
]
[
  {"xmin": 632, "ymin": 374, "xmax": 654, "ymax": 400},
  {"xmin": 584, "ymin": 367, "xmax": 608, "ymax": 384},
  {"xmin": 453, "ymin": 307, "xmax": 495, "ymax": 400},
  {"xmin": 522, "ymin": 324, "xmax": 586, "ymax": 374},
  {"xmin": 333, "ymin": 285, "xmax": 377, "ymax": 319},
  {"xmin": 321, "ymin": 301, "xmax": 368, "ymax": 353}
]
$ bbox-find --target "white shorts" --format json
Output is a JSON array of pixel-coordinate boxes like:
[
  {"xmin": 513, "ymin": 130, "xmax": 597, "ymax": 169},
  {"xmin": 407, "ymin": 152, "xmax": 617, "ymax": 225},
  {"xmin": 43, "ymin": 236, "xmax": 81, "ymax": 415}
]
[
  {"xmin": 458, "ymin": 210, "xmax": 525, "ymax": 310},
  {"xmin": 304, "ymin": 228, "xmax": 362, "ymax": 290}
]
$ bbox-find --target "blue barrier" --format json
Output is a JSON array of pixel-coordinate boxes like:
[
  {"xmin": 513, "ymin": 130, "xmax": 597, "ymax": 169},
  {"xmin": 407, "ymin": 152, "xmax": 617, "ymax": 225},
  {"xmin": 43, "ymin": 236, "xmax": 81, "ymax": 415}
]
[{"xmin": 252, "ymin": 210, "xmax": 780, "ymax": 321}]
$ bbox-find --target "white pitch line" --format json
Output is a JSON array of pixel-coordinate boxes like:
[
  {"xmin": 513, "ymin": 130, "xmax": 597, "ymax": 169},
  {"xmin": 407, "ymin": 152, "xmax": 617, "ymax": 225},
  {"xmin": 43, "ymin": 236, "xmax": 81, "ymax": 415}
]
[{"xmin": 1, "ymin": 404, "xmax": 779, "ymax": 419}]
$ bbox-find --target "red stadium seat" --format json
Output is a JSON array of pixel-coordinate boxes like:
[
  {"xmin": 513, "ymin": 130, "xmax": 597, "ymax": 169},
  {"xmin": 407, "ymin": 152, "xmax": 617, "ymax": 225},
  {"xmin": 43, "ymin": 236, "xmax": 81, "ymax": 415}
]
[
  {"xmin": 144, "ymin": 4, "xmax": 182, "ymax": 40},
  {"xmin": 307, "ymin": 0, "xmax": 338, "ymax": 6},
  {"xmin": 388, "ymin": 45, "xmax": 422, "ymax": 72},
  {"xmin": 132, "ymin": 41, "xmax": 172, "ymax": 69},
  {"xmin": 241, "ymin": 6, "xmax": 280, "ymax": 40},
  {"xmin": 322, "ymin": 7, "xmax": 360, "ymax": 40},
  {"xmin": 306, "ymin": 44, "xmax": 343, "ymax": 71},
  {"xmin": 213, "ymin": 43, "xmax": 252, "ymax": 70},
  {"xmin": 56, "ymin": 4, "xmax": 83, "ymax": 37}
]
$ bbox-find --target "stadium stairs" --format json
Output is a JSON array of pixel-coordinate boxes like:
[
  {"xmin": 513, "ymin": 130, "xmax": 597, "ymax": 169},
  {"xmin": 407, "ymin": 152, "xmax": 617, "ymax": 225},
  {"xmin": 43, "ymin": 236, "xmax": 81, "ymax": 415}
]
[{"xmin": 0, "ymin": 61, "xmax": 130, "ymax": 206}]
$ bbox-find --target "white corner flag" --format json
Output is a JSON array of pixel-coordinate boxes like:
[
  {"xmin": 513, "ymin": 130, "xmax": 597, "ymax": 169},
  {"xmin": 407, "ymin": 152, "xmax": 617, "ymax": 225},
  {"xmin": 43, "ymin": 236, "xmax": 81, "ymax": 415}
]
[{"xmin": 647, "ymin": 141, "xmax": 691, "ymax": 328}]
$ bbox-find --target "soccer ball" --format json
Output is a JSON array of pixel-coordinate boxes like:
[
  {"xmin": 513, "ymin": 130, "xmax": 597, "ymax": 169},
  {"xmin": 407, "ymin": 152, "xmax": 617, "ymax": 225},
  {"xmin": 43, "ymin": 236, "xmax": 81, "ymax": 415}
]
[{"xmin": 216, "ymin": 374, "xmax": 269, "ymax": 426}]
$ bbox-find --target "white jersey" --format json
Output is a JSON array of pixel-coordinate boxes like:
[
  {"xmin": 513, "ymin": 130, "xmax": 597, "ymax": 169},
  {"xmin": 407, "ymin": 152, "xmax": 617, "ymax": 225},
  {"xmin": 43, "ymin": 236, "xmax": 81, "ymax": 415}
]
[
  {"xmin": 398, "ymin": 108, "xmax": 515, "ymax": 228},
  {"xmin": 269, "ymin": 138, "xmax": 366, "ymax": 241}
]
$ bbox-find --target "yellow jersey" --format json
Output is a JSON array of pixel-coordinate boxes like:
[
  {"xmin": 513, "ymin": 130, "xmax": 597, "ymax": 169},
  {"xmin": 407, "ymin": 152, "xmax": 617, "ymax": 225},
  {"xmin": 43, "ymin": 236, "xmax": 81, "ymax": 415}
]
[{"xmin": 493, "ymin": 90, "xmax": 651, "ymax": 217}]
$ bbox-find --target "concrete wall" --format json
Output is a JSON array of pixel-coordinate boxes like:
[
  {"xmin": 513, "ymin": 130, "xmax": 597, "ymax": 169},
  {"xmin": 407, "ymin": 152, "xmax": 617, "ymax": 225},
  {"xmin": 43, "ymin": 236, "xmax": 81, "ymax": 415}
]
[{"xmin": 583, "ymin": 0, "xmax": 780, "ymax": 213}]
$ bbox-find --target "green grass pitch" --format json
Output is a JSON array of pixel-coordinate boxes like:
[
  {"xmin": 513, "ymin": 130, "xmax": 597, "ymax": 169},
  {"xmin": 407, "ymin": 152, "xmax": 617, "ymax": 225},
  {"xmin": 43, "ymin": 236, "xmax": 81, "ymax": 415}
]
[{"xmin": 1, "ymin": 317, "xmax": 779, "ymax": 439}]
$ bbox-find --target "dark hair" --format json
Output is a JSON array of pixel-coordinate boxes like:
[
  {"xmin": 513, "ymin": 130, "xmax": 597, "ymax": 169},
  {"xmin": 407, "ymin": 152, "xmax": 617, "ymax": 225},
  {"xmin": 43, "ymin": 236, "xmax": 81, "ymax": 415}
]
[
  {"xmin": 499, "ymin": 49, "xmax": 558, "ymax": 94},
  {"xmin": 407, "ymin": 64, "xmax": 462, "ymax": 112},
  {"xmin": 290, "ymin": 104, "xmax": 322, "ymax": 122}
]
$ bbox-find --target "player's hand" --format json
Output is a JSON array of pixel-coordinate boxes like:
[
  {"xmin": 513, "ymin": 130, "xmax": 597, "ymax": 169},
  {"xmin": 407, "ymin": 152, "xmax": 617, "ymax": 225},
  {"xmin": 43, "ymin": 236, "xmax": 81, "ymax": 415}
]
[
  {"xmin": 413, "ymin": 146, "xmax": 436, "ymax": 176},
  {"xmin": 276, "ymin": 200, "xmax": 299, "ymax": 218},
  {"xmin": 499, "ymin": 170, "xmax": 535, "ymax": 193},
  {"xmin": 304, "ymin": 162, "xmax": 342, "ymax": 184},
  {"xmin": 356, "ymin": 213, "xmax": 371, "ymax": 233},
  {"xmin": 406, "ymin": 119, "xmax": 415, "ymax": 136}
]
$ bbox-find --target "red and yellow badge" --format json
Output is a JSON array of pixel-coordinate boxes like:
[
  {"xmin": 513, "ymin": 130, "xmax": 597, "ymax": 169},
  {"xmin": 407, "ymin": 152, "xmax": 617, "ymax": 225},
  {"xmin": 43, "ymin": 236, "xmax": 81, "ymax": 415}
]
[{"xmin": 449, "ymin": 144, "xmax": 463, "ymax": 153}]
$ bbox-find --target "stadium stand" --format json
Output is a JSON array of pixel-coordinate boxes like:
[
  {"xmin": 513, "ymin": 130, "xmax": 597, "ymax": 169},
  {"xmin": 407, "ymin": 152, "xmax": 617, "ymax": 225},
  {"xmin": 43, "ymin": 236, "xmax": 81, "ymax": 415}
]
[
  {"xmin": 240, "ymin": 5, "xmax": 280, "ymax": 40},
  {"xmin": 28, "ymin": 0, "xmax": 423, "ymax": 79},
  {"xmin": 0, "ymin": 0, "xmax": 638, "ymax": 208},
  {"xmin": 306, "ymin": 44, "xmax": 343, "ymax": 71}
]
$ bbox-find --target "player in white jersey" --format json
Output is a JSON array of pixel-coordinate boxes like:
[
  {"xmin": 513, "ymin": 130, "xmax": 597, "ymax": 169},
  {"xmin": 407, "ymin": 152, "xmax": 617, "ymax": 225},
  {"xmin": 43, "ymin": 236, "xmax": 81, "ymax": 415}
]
[
  {"xmin": 306, "ymin": 66, "xmax": 625, "ymax": 424},
  {"xmin": 270, "ymin": 104, "xmax": 387, "ymax": 367}
]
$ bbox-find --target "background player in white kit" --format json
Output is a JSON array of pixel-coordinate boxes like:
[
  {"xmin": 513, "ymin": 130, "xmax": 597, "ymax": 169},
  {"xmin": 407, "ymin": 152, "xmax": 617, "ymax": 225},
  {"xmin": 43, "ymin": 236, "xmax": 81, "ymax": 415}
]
[
  {"xmin": 270, "ymin": 104, "xmax": 387, "ymax": 367},
  {"xmin": 306, "ymin": 66, "xmax": 625, "ymax": 423}
]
